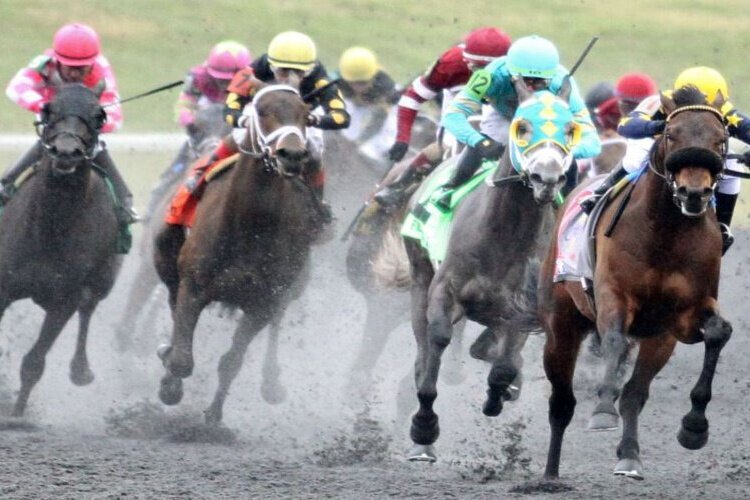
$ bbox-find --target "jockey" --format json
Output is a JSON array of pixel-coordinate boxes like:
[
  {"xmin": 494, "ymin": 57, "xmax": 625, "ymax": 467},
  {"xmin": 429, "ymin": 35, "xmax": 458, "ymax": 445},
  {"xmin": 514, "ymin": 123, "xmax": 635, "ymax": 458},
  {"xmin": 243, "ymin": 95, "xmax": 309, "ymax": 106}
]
[
  {"xmin": 584, "ymin": 81, "xmax": 615, "ymax": 133},
  {"xmin": 2, "ymin": 23, "xmax": 136, "ymax": 222},
  {"xmin": 165, "ymin": 31, "xmax": 349, "ymax": 227},
  {"xmin": 591, "ymin": 73, "xmax": 657, "ymax": 133},
  {"xmin": 374, "ymin": 26, "xmax": 512, "ymax": 206},
  {"xmin": 435, "ymin": 34, "xmax": 601, "ymax": 209},
  {"xmin": 336, "ymin": 46, "xmax": 400, "ymax": 157},
  {"xmin": 582, "ymin": 66, "xmax": 745, "ymax": 253},
  {"xmin": 144, "ymin": 40, "xmax": 250, "ymax": 221}
]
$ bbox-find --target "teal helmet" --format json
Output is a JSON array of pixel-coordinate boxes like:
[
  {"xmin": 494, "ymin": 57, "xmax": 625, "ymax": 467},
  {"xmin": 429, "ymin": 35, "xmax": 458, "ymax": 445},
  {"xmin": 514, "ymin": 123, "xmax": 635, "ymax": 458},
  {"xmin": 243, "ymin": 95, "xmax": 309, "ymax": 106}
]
[{"xmin": 507, "ymin": 35, "xmax": 559, "ymax": 79}]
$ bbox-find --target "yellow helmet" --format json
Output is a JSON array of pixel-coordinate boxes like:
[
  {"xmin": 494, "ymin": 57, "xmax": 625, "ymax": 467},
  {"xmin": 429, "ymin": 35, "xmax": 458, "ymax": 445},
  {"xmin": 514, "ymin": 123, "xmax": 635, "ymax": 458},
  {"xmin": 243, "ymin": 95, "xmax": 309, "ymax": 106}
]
[
  {"xmin": 267, "ymin": 31, "xmax": 317, "ymax": 72},
  {"xmin": 339, "ymin": 46, "xmax": 378, "ymax": 82},
  {"xmin": 674, "ymin": 66, "xmax": 729, "ymax": 103}
]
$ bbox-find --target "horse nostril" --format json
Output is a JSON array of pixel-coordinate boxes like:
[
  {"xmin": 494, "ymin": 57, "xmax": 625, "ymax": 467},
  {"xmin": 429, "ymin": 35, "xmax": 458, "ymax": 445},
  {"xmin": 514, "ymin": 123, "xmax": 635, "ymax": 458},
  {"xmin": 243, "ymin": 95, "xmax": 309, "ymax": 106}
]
[
  {"xmin": 703, "ymin": 187, "xmax": 713, "ymax": 197},
  {"xmin": 676, "ymin": 186, "xmax": 688, "ymax": 197},
  {"xmin": 530, "ymin": 173, "xmax": 542, "ymax": 183}
]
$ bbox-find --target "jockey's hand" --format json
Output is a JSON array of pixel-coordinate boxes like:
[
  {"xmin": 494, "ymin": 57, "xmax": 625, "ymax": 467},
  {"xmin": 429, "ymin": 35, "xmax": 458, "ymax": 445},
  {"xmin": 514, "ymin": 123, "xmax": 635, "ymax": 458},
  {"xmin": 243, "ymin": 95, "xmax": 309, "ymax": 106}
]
[
  {"xmin": 306, "ymin": 113, "xmax": 320, "ymax": 127},
  {"xmin": 646, "ymin": 120, "xmax": 666, "ymax": 135},
  {"xmin": 388, "ymin": 141, "xmax": 409, "ymax": 162},
  {"xmin": 475, "ymin": 136, "xmax": 505, "ymax": 160},
  {"xmin": 738, "ymin": 150, "xmax": 750, "ymax": 165}
]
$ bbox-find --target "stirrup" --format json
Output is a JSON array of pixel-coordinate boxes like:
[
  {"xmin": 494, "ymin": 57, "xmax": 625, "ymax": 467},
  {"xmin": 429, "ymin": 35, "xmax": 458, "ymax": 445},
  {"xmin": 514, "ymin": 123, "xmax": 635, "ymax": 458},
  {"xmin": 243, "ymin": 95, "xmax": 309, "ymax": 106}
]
[{"xmin": 720, "ymin": 223, "xmax": 734, "ymax": 255}]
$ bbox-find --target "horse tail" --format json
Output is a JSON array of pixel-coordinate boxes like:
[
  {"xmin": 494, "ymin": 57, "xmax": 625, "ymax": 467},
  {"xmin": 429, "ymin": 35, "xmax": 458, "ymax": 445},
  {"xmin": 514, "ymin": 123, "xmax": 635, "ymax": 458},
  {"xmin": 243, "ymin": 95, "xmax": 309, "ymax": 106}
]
[
  {"xmin": 372, "ymin": 218, "xmax": 411, "ymax": 291},
  {"xmin": 509, "ymin": 258, "xmax": 542, "ymax": 334}
]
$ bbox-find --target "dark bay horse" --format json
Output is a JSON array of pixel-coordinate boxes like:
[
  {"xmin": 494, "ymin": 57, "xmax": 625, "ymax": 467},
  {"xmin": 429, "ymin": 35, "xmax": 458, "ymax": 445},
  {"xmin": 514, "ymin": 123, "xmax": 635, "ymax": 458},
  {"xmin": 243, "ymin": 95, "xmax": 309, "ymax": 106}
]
[
  {"xmin": 153, "ymin": 84, "xmax": 326, "ymax": 423},
  {"xmin": 114, "ymin": 104, "xmax": 229, "ymax": 353},
  {"xmin": 404, "ymin": 80, "xmax": 577, "ymax": 461},
  {"xmin": 539, "ymin": 87, "xmax": 732, "ymax": 480},
  {"xmin": 0, "ymin": 84, "xmax": 121, "ymax": 416}
]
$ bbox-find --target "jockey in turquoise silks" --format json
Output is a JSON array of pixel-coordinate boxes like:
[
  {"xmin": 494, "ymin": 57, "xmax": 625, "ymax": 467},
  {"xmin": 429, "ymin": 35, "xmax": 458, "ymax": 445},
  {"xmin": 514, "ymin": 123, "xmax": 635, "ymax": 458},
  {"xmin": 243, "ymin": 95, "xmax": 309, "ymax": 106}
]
[{"xmin": 437, "ymin": 34, "xmax": 601, "ymax": 208}]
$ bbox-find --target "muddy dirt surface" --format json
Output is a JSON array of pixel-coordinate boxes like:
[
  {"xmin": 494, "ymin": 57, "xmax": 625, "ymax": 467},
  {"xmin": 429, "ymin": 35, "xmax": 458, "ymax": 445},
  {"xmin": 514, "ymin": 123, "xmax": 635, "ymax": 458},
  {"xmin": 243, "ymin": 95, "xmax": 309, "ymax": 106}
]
[{"xmin": 0, "ymin": 142, "xmax": 749, "ymax": 499}]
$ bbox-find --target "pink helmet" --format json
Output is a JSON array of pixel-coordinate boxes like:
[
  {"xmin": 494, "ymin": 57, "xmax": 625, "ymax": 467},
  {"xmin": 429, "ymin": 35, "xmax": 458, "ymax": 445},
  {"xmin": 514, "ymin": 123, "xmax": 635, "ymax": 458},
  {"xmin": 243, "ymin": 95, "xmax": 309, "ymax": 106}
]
[
  {"xmin": 463, "ymin": 27, "xmax": 512, "ymax": 66},
  {"xmin": 207, "ymin": 41, "xmax": 251, "ymax": 79},
  {"xmin": 53, "ymin": 23, "xmax": 101, "ymax": 66},
  {"xmin": 615, "ymin": 72, "xmax": 658, "ymax": 103}
]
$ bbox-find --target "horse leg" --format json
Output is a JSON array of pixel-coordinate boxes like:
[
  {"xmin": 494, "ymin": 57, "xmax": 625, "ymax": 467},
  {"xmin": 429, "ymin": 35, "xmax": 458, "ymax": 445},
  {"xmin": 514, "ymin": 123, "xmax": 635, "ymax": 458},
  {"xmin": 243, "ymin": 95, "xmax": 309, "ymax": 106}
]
[
  {"xmin": 158, "ymin": 283, "xmax": 206, "ymax": 405},
  {"xmin": 260, "ymin": 312, "xmax": 287, "ymax": 405},
  {"xmin": 484, "ymin": 325, "xmax": 529, "ymax": 416},
  {"xmin": 614, "ymin": 335, "xmax": 677, "ymax": 479},
  {"xmin": 543, "ymin": 301, "xmax": 588, "ymax": 480},
  {"xmin": 69, "ymin": 293, "xmax": 98, "ymax": 386},
  {"xmin": 588, "ymin": 312, "xmax": 630, "ymax": 431},
  {"xmin": 346, "ymin": 293, "xmax": 404, "ymax": 401},
  {"xmin": 441, "ymin": 317, "xmax": 466, "ymax": 386},
  {"xmin": 406, "ymin": 245, "xmax": 436, "ymax": 461},
  {"xmin": 13, "ymin": 303, "xmax": 77, "ymax": 417},
  {"xmin": 409, "ymin": 280, "xmax": 453, "ymax": 461},
  {"xmin": 153, "ymin": 223, "xmax": 185, "ymax": 311},
  {"xmin": 677, "ymin": 313, "xmax": 732, "ymax": 451},
  {"xmin": 205, "ymin": 311, "xmax": 270, "ymax": 425},
  {"xmin": 115, "ymin": 258, "xmax": 160, "ymax": 352}
]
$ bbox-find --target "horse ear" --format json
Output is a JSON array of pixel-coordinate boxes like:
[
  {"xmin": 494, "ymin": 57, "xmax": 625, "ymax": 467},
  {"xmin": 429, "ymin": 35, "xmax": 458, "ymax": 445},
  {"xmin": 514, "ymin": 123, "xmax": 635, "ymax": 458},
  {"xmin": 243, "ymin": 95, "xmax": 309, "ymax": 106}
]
[
  {"xmin": 559, "ymin": 76, "xmax": 572, "ymax": 102},
  {"xmin": 513, "ymin": 76, "xmax": 533, "ymax": 102},
  {"xmin": 660, "ymin": 91, "xmax": 677, "ymax": 115},
  {"xmin": 712, "ymin": 89, "xmax": 726, "ymax": 109}
]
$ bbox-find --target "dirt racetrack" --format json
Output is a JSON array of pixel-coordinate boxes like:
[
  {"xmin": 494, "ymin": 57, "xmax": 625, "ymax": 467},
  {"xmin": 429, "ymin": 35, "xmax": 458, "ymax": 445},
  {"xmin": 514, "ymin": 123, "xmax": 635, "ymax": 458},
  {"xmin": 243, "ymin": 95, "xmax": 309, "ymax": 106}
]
[{"xmin": 0, "ymin": 140, "xmax": 749, "ymax": 499}]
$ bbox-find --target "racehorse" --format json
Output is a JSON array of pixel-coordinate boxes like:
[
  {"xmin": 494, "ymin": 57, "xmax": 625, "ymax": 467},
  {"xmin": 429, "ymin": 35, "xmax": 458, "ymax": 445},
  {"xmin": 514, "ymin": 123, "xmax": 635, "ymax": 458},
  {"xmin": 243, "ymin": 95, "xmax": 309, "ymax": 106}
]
[
  {"xmin": 0, "ymin": 84, "xmax": 121, "ymax": 416},
  {"xmin": 114, "ymin": 103, "xmax": 229, "ymax": 353},
  {"xmin": 153, "ymin": 84, "xmax": 327, "ymax": 423},
  {"xmin": 404, "ymin": 79, "xmax": 576, "ymax": 461},
  {"xmin": 538, "ymin": 86, "xmax": 732, "ymax": 480}
]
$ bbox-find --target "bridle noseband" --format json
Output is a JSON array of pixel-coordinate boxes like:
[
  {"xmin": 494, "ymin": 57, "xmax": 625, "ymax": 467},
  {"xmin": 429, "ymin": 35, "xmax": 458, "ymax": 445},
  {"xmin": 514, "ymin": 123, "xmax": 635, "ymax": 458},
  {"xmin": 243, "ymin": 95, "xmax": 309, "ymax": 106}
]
[
  {"xmin": 37, "ymin": 115, "xmax": 99, "ymax": 174},
  {"xmin": 237, "ymin": 84, "xmax": 307, "ymax": 174},
  {"xmin": 650, "ymin": 104, "xmax": 728, "ymax": 213}
]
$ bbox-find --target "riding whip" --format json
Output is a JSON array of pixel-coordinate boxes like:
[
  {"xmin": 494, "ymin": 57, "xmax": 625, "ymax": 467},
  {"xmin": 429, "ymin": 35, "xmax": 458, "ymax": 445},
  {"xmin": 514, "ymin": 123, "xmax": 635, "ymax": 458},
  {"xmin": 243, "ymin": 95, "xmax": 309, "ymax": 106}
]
[
  {"xmin": 104, "ymin": 80, "xmax": 184, "ymax": 107},
  {"xmin": 302, "ymin": 78, "xmax": 342, "ymax": 103},
  {"xmin": 568, "ymin": 36, "xmax": 599, "ymax": 76}
]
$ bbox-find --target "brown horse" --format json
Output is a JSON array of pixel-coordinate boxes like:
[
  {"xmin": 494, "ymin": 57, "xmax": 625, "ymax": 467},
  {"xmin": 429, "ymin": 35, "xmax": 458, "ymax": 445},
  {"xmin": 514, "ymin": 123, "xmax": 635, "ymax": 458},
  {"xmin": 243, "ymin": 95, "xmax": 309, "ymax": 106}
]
[
  {"xmin": 153, "ymin": 84, "xmax": 326, "ymax": 423},
  {"xmin": 538, "ymin": 87, "xmax": 732, "ymax": 480},
  {"xmin": 0, "ymin": 84, "xmax": 121, "ymax": 416}
]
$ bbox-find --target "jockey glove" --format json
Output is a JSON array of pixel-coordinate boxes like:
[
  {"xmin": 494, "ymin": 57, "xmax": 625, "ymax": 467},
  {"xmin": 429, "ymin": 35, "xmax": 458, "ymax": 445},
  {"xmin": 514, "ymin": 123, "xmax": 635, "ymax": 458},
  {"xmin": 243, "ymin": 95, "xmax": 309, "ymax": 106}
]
[
  {"xmin": 388, "ymin": 141, "xmax": 409, "ymax": 162},
  {"xmin": 646, "ymin": 120, "xmax": 667, "ymax": 135},
  {"xmin": 475, "ymin": 135, "xmax": 505, "ymax": 160}
]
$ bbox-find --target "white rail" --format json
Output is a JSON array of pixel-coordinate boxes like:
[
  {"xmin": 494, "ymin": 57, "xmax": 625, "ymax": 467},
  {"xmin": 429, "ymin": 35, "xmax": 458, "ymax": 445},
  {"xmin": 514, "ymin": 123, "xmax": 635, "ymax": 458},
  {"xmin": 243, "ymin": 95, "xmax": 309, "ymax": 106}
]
[{"xmin": 0, "ymin": 134, "xmax": 185, "ymax": 152}]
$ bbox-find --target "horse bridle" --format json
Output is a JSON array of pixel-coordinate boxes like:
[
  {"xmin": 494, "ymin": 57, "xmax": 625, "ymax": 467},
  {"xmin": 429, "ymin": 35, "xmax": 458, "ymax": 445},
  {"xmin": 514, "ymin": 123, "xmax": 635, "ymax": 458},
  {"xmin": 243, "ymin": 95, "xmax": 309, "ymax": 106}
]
[
  {"xmin": 649, "ymin": 104, "xmax": 728, "ymax": 210},
  {"xmin": 237, "ymin": 84, "xmax": 307, "ymax": 174},
  {"xmin": 37, "ymin": 114, "xmax": 99, "ymax": 163},
  {"xmin": 487, "ymin": 139, "xmax": 573, "ymax": 188}
]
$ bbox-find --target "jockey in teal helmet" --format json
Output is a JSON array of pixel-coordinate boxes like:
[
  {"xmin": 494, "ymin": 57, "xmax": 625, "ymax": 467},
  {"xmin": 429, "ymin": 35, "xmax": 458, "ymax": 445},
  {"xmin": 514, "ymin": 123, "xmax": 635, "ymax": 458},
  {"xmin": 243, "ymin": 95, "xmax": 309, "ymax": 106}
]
[{"xmin": 437, "ymin": 35, "xmax": 600, "ymax": 208}]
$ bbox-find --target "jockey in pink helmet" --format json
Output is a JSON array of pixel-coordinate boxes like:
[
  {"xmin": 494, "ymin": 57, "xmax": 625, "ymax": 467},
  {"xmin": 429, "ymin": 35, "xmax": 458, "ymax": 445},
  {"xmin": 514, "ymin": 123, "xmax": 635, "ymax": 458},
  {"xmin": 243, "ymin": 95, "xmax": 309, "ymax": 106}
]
[
  {"xmin": 2, "ymin": 23, "xmax": 136, "ymax": 222},
  {"xmin": 144, "ymin": 41, "xmax": 251, "ymax": 221}
]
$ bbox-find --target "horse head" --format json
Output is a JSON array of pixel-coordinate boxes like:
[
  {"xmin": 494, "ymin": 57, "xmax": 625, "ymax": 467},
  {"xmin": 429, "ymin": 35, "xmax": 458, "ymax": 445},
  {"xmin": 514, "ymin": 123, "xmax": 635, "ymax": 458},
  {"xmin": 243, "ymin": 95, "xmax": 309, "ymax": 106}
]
[
  {"xmin": 39, "ymin": 84, "xmax": 104, "ymax": 176},
  {"xmin": 655, "ymin": 86, "xmax": 728, "ymax": 217},
  {"xmin": 241, "ymin": 83, "xmax": 310, "ymax": 177},
  {"xmin": 504, "ymin": 78, "xmax": 577, "ymax": 203}
]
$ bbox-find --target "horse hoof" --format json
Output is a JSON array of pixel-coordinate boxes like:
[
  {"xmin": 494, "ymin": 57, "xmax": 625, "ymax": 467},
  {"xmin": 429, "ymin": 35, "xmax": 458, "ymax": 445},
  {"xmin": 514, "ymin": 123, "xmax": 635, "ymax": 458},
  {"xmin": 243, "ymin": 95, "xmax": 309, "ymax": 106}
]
[
  {"xmin": 159, "ymin": 375, "xmax": 183, "ymax": 406},
  {"xmin": 677, "ymin": 426, "xmax": 708, "ymax": 450},
  {"xmin": 407, "ymin": 444, "xmax": 437, "ymax": 462},
  {"xmin": 613, "ymin": 458, "xmax": 644, "ymax": 480},
  {"xmin": 156, "ymin": 344, "xmax": 172, "ymax": 362},
  {"xmin": 261, "ymin": 380, "xmax": 287, "ymax": 405},
  {"xmin": 587, "ymin": 412, "xmax": 619, "ymax": 431},
  {"xmin": 505, "ymin": 384, "xmax": 521, "ymax": 402},
  {"xmin": 70, "ymin": 367, "xmax": 95, "ymax": 386}
]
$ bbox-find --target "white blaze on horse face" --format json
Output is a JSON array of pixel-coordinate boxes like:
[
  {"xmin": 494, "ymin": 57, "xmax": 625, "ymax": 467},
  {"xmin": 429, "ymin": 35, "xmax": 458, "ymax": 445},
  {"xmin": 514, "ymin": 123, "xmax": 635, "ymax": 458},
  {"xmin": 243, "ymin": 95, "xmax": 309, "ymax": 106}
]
[{"xmin": 525, "ymin": 142, "xmax": 570, "ymax": 203}]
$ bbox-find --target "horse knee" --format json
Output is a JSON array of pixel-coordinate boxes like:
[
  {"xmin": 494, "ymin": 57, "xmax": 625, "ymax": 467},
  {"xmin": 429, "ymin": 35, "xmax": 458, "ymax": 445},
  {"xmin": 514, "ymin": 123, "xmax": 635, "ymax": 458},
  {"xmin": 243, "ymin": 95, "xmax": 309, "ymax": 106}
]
[
  {"xmin": 427, "ymin": 321, "xmax": 452, "ymax": 350},
  {"xmin": 703, "ymin": 315, "xmax": 732, "ymax": 349},
  {"xmin": 602, "ymin": 330, "xmax": 628, "ymax": 356}
]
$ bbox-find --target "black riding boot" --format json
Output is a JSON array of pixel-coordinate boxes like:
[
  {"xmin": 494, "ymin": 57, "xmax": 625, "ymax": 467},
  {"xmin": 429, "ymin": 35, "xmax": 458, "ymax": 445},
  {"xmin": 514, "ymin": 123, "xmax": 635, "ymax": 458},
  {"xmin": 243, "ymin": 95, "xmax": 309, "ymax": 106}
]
[
  {"xmin": 94, "ymin": 148, "xmax": 139, "ymax": 224},
  {"xmin": 434, "ymin": 145, "xmax": 485, "ymax": 210},
  {"xmin": 580, "ymin": 165, "xmax": 628, "ymax": 214},
  {"xmin": 374, "ymin": 166, "xmax": 423, "ymax": 207},
  {"xmin": 0, "ymin": 141, "xmax": 44, "ymax": 203},
  {"xmin": 715, "ymin": 191, "xmax": 738, "ymax": 255},
  {"xmin": 144, "ymin": 141, "xmax": 191, "ymax": 221}
]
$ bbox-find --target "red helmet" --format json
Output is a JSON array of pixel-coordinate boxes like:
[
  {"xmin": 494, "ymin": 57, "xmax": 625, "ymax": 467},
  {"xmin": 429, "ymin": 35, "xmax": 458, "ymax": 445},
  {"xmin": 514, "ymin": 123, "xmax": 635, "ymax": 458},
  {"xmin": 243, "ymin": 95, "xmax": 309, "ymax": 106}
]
[
  {"xmin": 53, "ymin": 23, "xmax": 100, "ymax": 66},
  {"xmin": 615, "ymin": 73, "xmax": 657, "ymax": 103},
  {"xmin": 463, "ymin": 27, "xmax": 512, "ymax": 66},
  {"xmin": 207, "ymin": 41, "xmax": 251, "ymax": 79}
]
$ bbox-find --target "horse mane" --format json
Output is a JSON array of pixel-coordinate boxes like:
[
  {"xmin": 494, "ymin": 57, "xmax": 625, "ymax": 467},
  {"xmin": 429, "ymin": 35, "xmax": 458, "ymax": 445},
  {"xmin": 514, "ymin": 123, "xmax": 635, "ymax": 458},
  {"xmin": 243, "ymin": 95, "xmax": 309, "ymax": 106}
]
[{"xmin": 672, "ymin": 85, "xmax": 709, "ymax": 107}]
